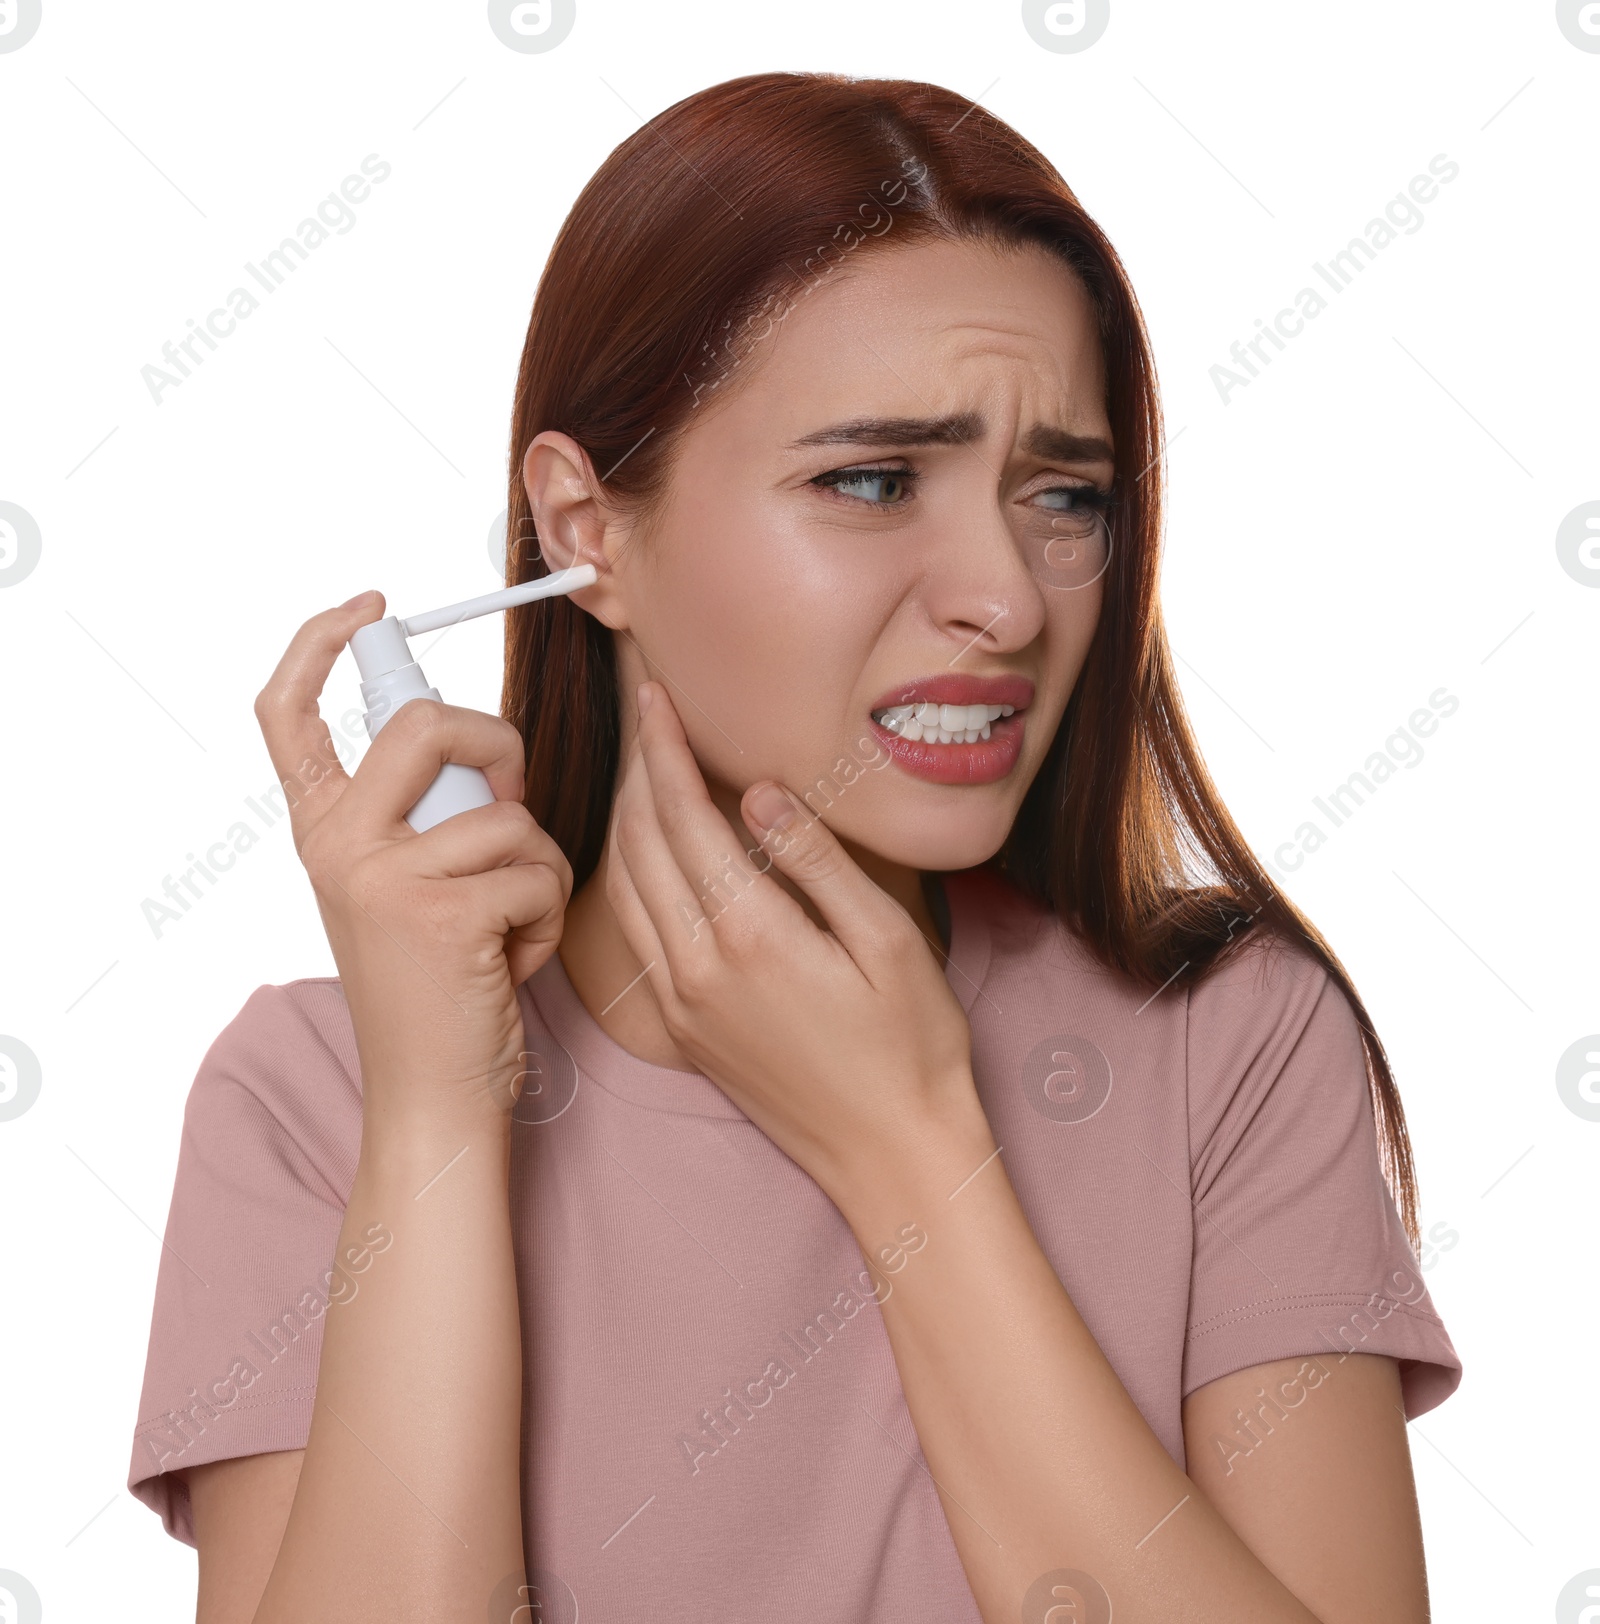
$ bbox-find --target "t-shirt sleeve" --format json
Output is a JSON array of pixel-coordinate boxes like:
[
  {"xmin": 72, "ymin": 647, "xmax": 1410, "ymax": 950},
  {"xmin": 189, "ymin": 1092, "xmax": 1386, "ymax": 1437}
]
[
  {"xmin": 1181, "ymin": 933, "xmax": 1462, "ymax": 1418},
  {"xmin": 127, "ymin": 979, "xmax": 365, "ymax": 1545}
]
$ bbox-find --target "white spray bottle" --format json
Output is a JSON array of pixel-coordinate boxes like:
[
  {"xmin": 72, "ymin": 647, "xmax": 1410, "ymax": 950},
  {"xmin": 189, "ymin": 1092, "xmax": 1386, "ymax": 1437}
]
[{"xmin": 347, "ymin": 564, "xmax": 597, "ymax": 832}]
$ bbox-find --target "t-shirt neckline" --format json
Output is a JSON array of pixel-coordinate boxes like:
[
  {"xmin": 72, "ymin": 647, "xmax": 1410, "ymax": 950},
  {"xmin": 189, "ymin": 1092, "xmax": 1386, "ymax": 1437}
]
[{"xmin": 520, "ymin": 868, "xmax": 994, "ymax": 1118}]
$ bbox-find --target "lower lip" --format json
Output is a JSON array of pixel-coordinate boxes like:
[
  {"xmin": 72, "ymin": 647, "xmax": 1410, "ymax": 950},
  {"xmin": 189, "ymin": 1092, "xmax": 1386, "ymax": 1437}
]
[{"xmin": 868, "ymin": 713, "xmax": 1026, "ymax": 785}]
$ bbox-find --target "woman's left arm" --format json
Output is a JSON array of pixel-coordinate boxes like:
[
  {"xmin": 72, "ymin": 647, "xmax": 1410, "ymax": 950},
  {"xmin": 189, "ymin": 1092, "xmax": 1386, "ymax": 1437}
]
[{"xmin": 607, "ymin": 684, "xmax": 1430, "ymax": 1624}]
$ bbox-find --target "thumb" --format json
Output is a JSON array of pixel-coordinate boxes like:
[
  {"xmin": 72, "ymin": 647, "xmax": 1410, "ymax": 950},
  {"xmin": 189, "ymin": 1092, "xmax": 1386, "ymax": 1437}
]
[{"xmin": 741, "ymin": 781, "xmax": 905, "ymax": 964}]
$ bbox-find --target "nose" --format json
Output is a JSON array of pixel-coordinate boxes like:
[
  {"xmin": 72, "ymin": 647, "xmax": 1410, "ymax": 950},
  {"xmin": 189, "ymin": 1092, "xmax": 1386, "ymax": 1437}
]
[{"xmin": 919, "ymin": 486, "xmax": 1048, "ymax": 660}]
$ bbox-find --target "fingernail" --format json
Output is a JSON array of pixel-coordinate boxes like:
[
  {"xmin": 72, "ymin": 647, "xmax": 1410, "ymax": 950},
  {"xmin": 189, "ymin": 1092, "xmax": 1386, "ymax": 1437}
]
[
  {"xmin": 341, "ymin": 590, "xmax": 378, "ymax": 609},
  {"xmin": 748, "ymin": 781, "xmax": 795, "ymax": 833},
  {"xmin": 636, "ymin": 682, "xmax": 654, "ymax": 715}
]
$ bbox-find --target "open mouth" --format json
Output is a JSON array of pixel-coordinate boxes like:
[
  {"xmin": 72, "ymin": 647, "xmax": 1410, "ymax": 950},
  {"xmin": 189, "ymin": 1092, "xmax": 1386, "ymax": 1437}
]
[
  {"xmin": 869, "ymin": 701, "xmax": 1015, "ymax": 744},
  {"xmin": 864, "ymin": 675, "xmax": 1034, "ymax": 784}
]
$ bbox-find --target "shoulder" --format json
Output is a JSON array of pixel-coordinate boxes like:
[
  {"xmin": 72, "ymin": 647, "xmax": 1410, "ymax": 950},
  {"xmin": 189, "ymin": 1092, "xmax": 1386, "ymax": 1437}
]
[
  {"xmin": 1184, "ymin": 924, "xmax": 1359, "ymax": 1072},
  {"xmin": 1183, "ymin": 927, "xmax": 1376, "ymax": 1187},
  {"xmin": 183, "ymin": 977, "xmax": 362, "ymax": 1204},
  {"xmin": 1185, "ymin": 925, "xmax": 1345, "ymax": 1073},
  {"xmin": 199, "ymin": 976, "xmax": 357, "ymax": 1073}
]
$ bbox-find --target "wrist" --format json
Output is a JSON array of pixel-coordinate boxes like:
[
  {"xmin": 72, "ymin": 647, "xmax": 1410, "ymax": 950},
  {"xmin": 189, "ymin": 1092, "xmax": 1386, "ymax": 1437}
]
[
  {"xmin": 355, "ymin": 1088, "xmax": 514, "ymax": 1195},
  {"xmin": 828, "ymin": 1072, "xmax": 997, "ymax": 1239}
]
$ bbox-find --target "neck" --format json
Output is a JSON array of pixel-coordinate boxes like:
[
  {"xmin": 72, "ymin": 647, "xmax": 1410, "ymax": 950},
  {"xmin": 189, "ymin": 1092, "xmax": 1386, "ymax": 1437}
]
[{"xmin": 556, "ymin": 780, "xmax": 946, "ymax": 1071}]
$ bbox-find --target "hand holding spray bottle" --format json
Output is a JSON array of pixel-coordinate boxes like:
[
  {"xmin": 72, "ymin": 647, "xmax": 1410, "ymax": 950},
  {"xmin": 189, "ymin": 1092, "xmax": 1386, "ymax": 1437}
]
[{"xmin": 347, "ymin": 564, "xmax": 597, "ymax": 832}]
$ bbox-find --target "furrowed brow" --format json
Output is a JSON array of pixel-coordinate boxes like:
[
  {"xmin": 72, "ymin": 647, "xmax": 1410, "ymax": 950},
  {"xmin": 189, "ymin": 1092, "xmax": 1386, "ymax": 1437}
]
[
  {"xmin": 787, "ymin": 413, "xmax": 984, "ymax": 450},
  {"xmin": 1023, "ymin": 424, "xmax": 1115, "ymax": 465},
  {"xmin": 788, "ymin": 414, "xmax": 1114, "ymax": 468}
]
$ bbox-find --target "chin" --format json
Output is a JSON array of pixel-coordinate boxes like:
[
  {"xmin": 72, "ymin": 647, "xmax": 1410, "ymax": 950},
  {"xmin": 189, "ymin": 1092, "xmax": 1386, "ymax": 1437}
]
[{"xmin": 836, "ymin": 806, "xmax": 1016, "ymax": 876}]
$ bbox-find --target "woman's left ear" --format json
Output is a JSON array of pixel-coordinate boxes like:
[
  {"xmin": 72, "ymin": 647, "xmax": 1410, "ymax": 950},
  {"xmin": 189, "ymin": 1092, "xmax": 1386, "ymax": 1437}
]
[{"xmin": 520, "ymin": 430, "xmax": 634, "ymax": 630}]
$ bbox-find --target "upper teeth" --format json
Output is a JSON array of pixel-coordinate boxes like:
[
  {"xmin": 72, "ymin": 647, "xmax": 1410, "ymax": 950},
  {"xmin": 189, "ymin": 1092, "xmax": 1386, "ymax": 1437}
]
[{"xmin": 872, "ymin": 701, "xmax": 1015, "ymax": 744}]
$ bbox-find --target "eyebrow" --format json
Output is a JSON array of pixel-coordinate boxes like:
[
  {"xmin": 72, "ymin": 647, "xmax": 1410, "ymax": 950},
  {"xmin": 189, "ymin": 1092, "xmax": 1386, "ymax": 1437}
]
[{"xmin": 787, "ymin": 412, "xmax": 1114, "ymax": 466}]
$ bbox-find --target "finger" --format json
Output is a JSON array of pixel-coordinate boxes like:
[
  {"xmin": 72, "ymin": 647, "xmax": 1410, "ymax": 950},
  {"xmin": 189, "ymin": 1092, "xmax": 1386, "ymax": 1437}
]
[
  {"xmin": 604, "ymin": 821, "xmax": 668, "ymax": 968},
  {"xmin": 457, "ymin": 858, "xmax": 567, "ymax": 943},
  {"xmin": 600, "ymin": 807, "xmax": 678, "ymax": 1013},
  {"xmin": 463, "ymin": 862, "xmax": 570, "ymax": 1020},
  {"xmin": 345, "ymin": 700, "xmax": 527, "ymax": 834},
  {"xmin": 609, "ymin": 735, "xmax": 713, "ymax": 966},
  {"xmin": 255, "ymin": 592, "xmax": 386, "ymax": 847},
  {"xmin": 407, "ymin": 798, "xmax": 572, "ymax": 894},
  {"xmin": 739, "ymin": 777, "xmax": 912, "ymax": 974},
  {"xmin": 633, "ymin": 682, "xmax": 759, "ymax": 894}
]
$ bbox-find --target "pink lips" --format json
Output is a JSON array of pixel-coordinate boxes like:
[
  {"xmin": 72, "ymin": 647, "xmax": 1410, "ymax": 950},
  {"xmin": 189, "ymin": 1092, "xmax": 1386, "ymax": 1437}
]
[{"xmin": 867, "ymin": 674, "xmax": 1035, "ymax": 786}]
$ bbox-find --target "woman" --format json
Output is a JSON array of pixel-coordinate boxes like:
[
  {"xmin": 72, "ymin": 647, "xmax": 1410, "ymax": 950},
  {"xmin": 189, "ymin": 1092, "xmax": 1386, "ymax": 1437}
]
[{"xmin": 129, "ymin": 72, "xmax": 1461, "ymax": 1623}]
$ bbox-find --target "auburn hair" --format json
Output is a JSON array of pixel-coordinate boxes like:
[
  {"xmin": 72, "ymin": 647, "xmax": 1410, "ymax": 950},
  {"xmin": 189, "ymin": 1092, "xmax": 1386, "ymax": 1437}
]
[{"xmin": 499, "ymin": 72, "xmax": 1420, "ymax": 1245}]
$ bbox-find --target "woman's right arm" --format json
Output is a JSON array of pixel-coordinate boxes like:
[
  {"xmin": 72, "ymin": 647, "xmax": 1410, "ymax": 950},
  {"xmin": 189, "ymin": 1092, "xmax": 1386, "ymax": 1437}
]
[{"xmin": 182, "ymin": 594, "xmax": 572, "ymax": 1624}]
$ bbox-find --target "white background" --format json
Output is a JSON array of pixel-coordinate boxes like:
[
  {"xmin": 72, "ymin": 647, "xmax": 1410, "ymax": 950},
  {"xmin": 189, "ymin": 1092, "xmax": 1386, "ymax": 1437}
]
[{"xmin": 1, "ymin": 2, "xmax": 1595, "ymax": 1619}]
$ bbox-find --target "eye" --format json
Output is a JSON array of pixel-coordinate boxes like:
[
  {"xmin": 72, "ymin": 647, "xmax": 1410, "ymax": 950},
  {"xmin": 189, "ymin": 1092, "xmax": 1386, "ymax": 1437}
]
[
  {"xmin": 1029, "ymin": 482, "xmax": 1116, "ymax": 535},
  {"xmin": 809, "ymin": 464, "xmax": 918, "ymax": 507},
  {"xmin": 1032, "ymin": 483, "xmax": 1113, "ymax": 512}
]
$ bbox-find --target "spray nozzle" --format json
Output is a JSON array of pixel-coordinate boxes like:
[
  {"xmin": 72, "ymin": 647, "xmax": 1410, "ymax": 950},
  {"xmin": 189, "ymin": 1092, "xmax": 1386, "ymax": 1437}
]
[
  {"xmin": 348, "ymin": 564, "xmax": 598, "ymax": 681},
  {"xmin": 344, "ymin": 563, "xmax": 598, "ymax": 831}
]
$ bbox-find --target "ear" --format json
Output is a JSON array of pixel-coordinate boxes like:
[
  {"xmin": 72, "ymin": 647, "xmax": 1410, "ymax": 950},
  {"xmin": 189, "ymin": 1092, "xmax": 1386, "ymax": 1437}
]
[{"xmin": 520, "ymin": 430, "xmax": 635, "ymax": 631}]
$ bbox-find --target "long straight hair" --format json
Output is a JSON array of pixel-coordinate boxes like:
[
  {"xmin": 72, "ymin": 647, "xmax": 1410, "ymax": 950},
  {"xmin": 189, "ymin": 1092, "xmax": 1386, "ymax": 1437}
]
[{"xmin": 500, "ymin": 72, "xmax": 1420, "ymax": 1244}]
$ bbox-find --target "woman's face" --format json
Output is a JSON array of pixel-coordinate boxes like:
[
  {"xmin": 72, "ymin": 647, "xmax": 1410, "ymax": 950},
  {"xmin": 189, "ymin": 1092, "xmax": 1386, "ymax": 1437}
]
[{"xmin": 542, "ymin": 235, "xmax": 1113, "ymax": 876}]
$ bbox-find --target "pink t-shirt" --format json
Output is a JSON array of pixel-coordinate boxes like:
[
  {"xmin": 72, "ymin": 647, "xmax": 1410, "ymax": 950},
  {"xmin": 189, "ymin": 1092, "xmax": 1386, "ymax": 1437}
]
[{"xmin": 129, "ymin": 866, "xmax": 1461, "ymax": 1618}]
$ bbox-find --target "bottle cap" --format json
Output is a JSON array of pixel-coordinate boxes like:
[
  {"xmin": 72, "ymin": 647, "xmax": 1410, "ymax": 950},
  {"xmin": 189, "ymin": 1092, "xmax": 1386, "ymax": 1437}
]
[{"xmin": 348, "ymin": 616, "xmax": 414, "ymax": 682}]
